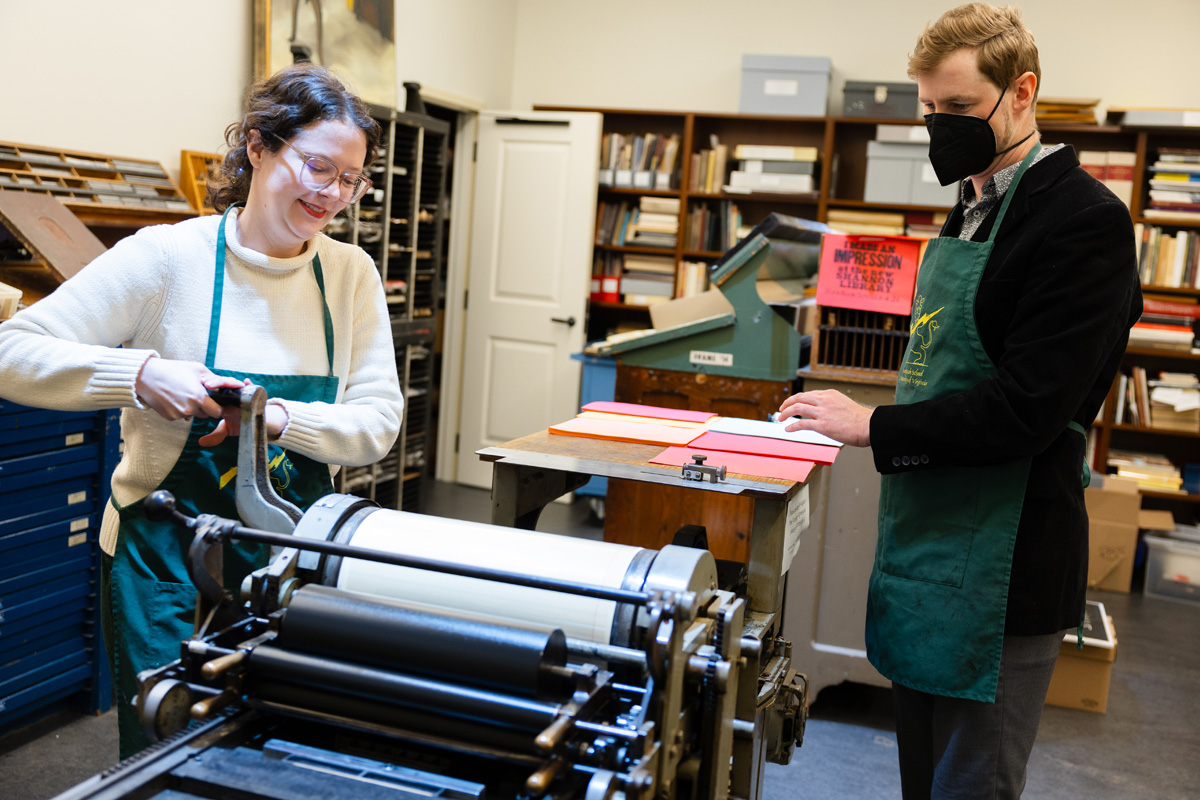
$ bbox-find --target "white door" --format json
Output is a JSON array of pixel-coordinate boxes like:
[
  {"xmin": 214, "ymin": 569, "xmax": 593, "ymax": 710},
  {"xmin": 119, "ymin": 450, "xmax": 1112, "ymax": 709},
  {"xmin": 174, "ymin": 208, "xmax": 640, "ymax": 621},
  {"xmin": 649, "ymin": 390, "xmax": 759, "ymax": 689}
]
[{"xmin": 455, "ymin": 111, "xmax": 601, "ymax": 488}]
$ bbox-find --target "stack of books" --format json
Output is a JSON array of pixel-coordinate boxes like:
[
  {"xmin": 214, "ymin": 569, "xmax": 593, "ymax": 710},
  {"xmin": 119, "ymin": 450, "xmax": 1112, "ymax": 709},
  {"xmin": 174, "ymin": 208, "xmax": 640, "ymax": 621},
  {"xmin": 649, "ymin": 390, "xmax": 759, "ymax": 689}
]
[
  {"xmin": 1107, "ymin": 448, "xmax": 1185, "ymax": 494},
  {"xmin": 723, "ymin": 144, "xmax": 819, "ymax": 195},
  {"xmin": 1134, "ymin": 226, "xmax": 1200, "ymax": 288},
  {"xmin": 620, "ymin": 252, "xmax": 676, "ymax": 306},
  {"xmin": 626, "ymin": 196, "xmax": 681, "ymax": 249},
  {"xmin": 1076, "ymin": 149, "xmax": 1136, "ymax": 207},
  {"xmin": 1148, "ymin": 372, "xmax": 1200, "ymax": 432},
  {"xmin": 1144, "ymin": 148, "xmax": 1200, "ymax": 223},
  {"xmin": 599, "ymin": 132, "xmax": 680, "ymax": 190},
  {"xmin": 1035, "ymin": 97, "xmax": 1099, "ymax": 125},
  {"xmin": 595, "ymin": 197, "xmax": 681, "ymax": 248},
  {"xmin": 825, "ymin": 209, "xmax": 905, "ymax": 235}
]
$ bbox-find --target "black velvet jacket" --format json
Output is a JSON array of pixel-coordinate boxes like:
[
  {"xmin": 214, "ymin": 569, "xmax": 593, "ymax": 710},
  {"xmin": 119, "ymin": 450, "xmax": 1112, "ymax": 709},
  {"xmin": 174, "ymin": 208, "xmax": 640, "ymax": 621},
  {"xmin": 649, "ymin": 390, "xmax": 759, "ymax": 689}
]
[{"xmin": 869, "ymin": 146, "xmax": 1143, "ymax": 635}]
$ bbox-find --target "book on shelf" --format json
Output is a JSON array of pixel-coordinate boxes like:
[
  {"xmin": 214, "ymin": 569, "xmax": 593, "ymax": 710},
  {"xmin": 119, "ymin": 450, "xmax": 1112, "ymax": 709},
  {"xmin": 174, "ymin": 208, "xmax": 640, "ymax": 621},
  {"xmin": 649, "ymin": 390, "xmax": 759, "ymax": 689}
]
[
  {"xmin": 626, "ymin": 196, "xmax": 680, "ymax": 248},
  {"xmin": 599, "ymin": 132, "xmax": 680, "ymax": 189},
  {"xmin": 1129, "ymin": 321, "xmax": 1197, "ymax": 351},
  {"xmin": 1078, "ymin": 150, "xmax": 1136, "ymax": 207},
  {"xmin": 685, "ymin": 200, "xmax": 742, "ymax": 253},
  {"xmin": 1148, "ymin": 371, "xmax": 1200, "ymax": 432},
  {"xmin": 590, "ymin": 251, "xmax": 622, "ymax": 303},
  {"xmin": 737, "ymin": 159, "xmax": 816, "ymax": 175},
  {"xmin": 679, "ymin": 261, "xmax": 710, "ymax": 297},
  {"xmin": 622, "ymin": 253, "xmax": 675, "ymax": 275},
  {"xmin": 1107, "ymin": 447, "xmax": 1185, "ymax": 492},
  {"xmin": 1035, "ymin": 97, "xmax": 1099, "ymax": 125},
  {"xmin": 1156, "ymin": 147, "xmax": 1200, "ymax": 165},
  {"xmin": 1135, "ymin": 225, "xmax": 1200, "ymax": 289},
  {"xmin": 726, "ymin": 170, "xmax": 814, "ymax": 194},
  {"xmin": 1106, "ymin": 107, "xmax": 1200, "ymax": 127},
  {"xmin": 825, "ymin": 208, "xmax": 906, "ymax": 236},
  {"xmin": 731, "ymin": 144, "xmax": 819, "ymax": 162}
]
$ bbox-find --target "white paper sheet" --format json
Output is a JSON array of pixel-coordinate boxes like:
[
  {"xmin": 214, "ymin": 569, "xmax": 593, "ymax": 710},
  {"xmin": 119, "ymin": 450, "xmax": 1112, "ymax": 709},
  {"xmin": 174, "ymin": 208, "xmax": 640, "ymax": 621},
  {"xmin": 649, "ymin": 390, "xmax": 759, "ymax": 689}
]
[{"xmin": 710, "ymin": 416, "xmax": 843, "ymax": 447}]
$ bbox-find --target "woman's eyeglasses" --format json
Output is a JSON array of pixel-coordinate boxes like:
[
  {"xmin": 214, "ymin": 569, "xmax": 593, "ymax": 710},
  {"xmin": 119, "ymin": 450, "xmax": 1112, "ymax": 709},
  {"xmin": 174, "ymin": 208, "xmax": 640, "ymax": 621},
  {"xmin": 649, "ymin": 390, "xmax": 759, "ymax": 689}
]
[{"xmin": 267, "ymin": 132, "xmax": 373, "ymax": 203}]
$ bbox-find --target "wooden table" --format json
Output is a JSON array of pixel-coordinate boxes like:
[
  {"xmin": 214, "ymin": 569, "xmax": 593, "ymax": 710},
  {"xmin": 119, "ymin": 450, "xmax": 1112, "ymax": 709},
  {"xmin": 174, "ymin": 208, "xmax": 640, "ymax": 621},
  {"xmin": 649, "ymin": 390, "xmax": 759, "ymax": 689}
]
[{"xmin": 478, "ymin": 429, "xmax": 824, "ymax": 619}]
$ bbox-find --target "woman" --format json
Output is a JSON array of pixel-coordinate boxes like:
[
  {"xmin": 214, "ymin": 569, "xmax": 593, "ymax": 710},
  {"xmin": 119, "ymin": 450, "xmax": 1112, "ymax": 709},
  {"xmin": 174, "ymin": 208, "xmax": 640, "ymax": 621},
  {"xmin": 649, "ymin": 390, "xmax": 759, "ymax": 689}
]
[{"xmin": 0, "ymin": 64, "xmax": 403, "ymax": 757}]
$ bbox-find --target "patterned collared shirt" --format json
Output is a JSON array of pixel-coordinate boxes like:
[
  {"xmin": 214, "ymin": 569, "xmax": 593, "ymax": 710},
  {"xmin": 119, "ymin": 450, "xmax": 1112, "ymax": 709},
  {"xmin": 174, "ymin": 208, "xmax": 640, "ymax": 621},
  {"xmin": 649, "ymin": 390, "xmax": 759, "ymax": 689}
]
[{"xmin": 958, "ymin": 142, "xmax": 1065, "ymax": 240}]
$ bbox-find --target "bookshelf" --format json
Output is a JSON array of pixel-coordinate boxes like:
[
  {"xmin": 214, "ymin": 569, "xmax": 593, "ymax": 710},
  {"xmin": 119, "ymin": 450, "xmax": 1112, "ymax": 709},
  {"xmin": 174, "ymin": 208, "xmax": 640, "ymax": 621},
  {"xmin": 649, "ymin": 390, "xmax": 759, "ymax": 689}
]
[
  {"xmin": 537, "ymin": 105, "xmax": 1200, "ymax": 517},
  {"xmin": 326, "ymin": 105, "xmax": 450, "ymax": 513}
]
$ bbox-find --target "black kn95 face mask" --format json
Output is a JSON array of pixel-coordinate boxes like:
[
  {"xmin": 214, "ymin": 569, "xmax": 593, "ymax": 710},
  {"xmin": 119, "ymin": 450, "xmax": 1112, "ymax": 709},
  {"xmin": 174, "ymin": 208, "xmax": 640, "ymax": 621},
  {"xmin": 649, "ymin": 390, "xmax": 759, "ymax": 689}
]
[{"xmin": 924, "ymin": 85, "xmax": 1033, "ymax": 186}]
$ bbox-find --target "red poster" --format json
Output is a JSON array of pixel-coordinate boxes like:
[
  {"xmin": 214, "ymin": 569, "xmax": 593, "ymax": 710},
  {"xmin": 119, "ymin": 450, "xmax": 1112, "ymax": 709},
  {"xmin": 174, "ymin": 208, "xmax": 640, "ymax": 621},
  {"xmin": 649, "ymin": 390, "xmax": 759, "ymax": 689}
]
[{"xmin": 815, "ymin": 234, "xmax": 921, "ymax": 315}]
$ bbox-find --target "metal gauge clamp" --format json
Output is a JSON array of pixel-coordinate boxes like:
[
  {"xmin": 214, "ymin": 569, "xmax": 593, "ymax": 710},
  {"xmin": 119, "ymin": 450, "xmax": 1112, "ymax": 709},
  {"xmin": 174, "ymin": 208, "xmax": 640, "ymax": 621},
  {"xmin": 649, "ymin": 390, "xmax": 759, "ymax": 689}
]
[{"xmin": 681, "ymin": 453, "xmax": 726, "ymax": 483}]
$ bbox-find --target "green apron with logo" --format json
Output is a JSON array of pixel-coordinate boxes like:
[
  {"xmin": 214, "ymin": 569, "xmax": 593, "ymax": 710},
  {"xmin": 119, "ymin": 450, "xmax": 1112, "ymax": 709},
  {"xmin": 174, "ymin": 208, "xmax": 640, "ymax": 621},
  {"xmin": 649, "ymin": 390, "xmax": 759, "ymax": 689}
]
[
  {"xmin": 866, "ymin": 145, "xmax": 1077, "ymax": 703},
  {"xmin": 105, "ymin": 207, "xmax": 338, "ymax": 756}
]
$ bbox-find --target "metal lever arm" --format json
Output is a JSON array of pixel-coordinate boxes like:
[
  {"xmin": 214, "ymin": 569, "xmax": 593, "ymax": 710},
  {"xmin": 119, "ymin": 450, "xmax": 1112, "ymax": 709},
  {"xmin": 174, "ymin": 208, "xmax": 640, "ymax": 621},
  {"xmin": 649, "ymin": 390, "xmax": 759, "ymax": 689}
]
[{"xmin": 209, "ymin": 385, "xmax": 303, "ymax": 534}]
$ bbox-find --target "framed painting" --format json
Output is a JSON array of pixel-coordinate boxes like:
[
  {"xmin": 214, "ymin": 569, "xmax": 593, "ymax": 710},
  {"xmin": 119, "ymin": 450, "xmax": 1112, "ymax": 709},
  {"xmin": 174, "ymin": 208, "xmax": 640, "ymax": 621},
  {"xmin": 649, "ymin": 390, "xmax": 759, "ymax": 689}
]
[{"xmin": 252, "ymin": 0, "xmax": 396, "ymax": 109}]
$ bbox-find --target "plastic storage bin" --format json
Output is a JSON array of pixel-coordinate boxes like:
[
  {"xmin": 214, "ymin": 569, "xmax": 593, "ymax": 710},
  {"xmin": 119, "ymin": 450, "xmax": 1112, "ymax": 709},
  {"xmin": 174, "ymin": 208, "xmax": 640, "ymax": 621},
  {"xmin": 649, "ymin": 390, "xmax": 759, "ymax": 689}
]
[
  {"xmin": 864, "ymin": 140, "xmax": 958, "ymax": 207},
  {"xmin": 739, "ymin": 55, "xmax": 831, "ymax": 116},
  {"xmin": 1143, "ymin": 534, "xmax": 1200, "ymax": 605},
  {"xmin": 843, "ymin": 81, "xmax": 922, "ymax": 119}
]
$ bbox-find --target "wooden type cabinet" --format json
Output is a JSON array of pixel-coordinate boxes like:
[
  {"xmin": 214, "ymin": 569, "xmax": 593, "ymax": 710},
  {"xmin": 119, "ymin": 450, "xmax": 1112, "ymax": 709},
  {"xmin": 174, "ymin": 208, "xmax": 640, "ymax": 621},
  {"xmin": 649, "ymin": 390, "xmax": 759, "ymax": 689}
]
[{"xmin": 328, "ymin": 106, "xmax": 449, "ymax": 512}]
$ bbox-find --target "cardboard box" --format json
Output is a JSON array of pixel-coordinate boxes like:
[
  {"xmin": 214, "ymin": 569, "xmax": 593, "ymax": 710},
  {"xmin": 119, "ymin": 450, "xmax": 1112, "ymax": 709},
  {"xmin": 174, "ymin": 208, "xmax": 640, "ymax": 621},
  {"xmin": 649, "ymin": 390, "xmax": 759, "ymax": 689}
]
[
  {"xmin": 1084, "ymin": 475, "xmax": 1141, "ymax": 525},
  {"xmin": 1045, "ymin": 609, "xmax": 1117, "ymax": 714},
  {"xmin": 1087, "ymin": 519, "xmax": 1138, "ymax": 593},
  {"xmin": 1083, "ymin": 475, "xmax": 1142, "ymax": 593},
  {"xmin": 739, "ymin": 55, "xmax": 831, "ymax": 116}
]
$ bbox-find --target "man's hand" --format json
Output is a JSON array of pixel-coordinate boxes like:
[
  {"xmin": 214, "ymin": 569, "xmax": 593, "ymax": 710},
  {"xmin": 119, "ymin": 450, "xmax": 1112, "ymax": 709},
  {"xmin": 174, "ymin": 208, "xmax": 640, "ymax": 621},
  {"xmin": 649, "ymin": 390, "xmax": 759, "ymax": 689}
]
[{"xmin": 778, "ymin": 389, "xmax": 873, "ymax": 447}]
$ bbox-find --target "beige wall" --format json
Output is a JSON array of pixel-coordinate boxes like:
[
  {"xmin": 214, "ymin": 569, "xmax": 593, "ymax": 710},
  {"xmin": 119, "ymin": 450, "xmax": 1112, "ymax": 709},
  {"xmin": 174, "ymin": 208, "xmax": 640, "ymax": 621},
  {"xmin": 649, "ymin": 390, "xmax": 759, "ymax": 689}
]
[
  {"xmin": 2, "ymin": 1, "xmax": 1198, "ymax": 183},
  {"xmin": 510, "ymin": 0, "xmax": 1200, "ymax": 115},
  {"xmin": 0, "ymin": 1, "xmax": 516, "ymax": 182}
]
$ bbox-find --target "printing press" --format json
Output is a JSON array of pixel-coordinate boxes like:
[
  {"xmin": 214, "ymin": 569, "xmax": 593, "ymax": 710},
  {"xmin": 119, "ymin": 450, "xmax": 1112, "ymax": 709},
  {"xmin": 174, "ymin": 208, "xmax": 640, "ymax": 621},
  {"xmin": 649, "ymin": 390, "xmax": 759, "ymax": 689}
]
[{"xmin": 55, "ymin": 386, "xmax": 810, "ymax": 800}]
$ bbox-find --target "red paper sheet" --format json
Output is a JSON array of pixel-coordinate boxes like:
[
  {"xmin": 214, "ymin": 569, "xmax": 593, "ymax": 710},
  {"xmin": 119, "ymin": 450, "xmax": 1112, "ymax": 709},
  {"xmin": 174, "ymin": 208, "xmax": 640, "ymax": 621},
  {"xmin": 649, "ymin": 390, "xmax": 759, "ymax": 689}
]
[
  {"xmin": 689, "ymin": 431, "xmax": 840, "ymax": 464},
  {"xmin": 650, "ymin": 447, "xmax": 815, "ymax": 483},
  {"xmin": 581, "ymin": 401, "xmax": 716, "ymax": 424},
  {"xmin": 550, "ymin": 416, "xmax": 704, "ymax": 447}
]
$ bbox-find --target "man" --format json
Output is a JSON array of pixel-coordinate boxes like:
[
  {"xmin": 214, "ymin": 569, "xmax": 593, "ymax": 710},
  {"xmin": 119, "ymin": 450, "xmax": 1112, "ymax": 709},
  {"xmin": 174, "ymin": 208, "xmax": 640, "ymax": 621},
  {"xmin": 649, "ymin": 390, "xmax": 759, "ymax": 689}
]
[{"xmin": 779, "ymin": 4, "xmax": 1142, "ymax": 798}]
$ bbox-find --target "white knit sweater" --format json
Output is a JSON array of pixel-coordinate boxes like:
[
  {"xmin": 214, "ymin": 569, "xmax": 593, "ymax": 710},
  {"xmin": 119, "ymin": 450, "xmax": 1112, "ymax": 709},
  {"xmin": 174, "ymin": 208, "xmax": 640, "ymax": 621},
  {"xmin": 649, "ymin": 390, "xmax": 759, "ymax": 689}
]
[{"xmin": 0, "ymin": 210, "xmax": 403, "ymax": 555}]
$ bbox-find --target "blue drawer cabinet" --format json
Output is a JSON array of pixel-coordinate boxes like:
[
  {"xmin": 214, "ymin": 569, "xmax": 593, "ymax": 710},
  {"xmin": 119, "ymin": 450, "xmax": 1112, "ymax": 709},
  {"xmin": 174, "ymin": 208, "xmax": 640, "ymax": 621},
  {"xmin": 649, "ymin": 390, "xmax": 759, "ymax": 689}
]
[{"xmin": 0, "ymin": 399, "xmax": 119, "ymax": 736}]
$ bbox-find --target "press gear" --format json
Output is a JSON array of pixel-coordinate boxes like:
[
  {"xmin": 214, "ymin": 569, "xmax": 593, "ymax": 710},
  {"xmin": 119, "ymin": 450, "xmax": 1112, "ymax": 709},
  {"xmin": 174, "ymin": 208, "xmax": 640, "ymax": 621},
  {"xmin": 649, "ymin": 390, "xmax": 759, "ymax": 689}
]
[
  {"xmin": 865, "ymin": 144, "xmax": 1088, "ymax": 702},
  {"xmin": 103, "ymin": 206, "xmax": 339, "ymax": 757}
]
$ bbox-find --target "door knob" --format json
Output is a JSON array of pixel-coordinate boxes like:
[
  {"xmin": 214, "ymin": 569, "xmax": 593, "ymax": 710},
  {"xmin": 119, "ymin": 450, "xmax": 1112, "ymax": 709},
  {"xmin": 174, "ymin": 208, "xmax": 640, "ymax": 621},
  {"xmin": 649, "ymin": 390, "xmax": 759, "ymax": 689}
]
[{"xmin": 551, "ymin": 316, "xmax": 577, "ymax": 327}]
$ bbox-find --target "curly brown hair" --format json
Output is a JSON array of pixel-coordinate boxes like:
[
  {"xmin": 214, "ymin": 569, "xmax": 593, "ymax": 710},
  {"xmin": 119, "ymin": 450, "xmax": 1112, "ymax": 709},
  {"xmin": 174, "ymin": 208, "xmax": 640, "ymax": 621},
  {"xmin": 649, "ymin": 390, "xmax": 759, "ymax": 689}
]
[
  {"xmin": 907, "ymin": 3, "xmax": 1040, "ymax": 102},
  {"xmin": 207, "ymin": 63, "xmax": 382, "ymax": 212}
]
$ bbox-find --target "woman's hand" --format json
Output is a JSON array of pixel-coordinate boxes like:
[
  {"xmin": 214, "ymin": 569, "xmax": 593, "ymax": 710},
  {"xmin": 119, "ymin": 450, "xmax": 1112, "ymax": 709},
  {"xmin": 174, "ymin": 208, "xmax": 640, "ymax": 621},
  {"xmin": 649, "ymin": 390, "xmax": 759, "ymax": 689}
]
[
  {"xmin": 778, "ymin": 389, "xmax": 873, "ymax": 447},
  {"xmin": 198, "ymin": 397, "xmax": 290, "ymax": 448},
  {"xmin": 135, "ymin": 357, "xmax": 243, "ymax": 421}
]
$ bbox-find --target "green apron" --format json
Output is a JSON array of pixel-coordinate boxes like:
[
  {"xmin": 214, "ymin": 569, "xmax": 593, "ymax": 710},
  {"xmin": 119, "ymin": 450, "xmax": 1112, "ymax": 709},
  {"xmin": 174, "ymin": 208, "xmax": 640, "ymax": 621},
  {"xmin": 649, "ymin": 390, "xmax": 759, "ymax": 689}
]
[
  {"xmin": 105, "ymin": 207, "xmax": 339, "ymax": 756},
  {"xmin": 866, "ymin": 145, "xmax": 1058, "ymax": 703}
]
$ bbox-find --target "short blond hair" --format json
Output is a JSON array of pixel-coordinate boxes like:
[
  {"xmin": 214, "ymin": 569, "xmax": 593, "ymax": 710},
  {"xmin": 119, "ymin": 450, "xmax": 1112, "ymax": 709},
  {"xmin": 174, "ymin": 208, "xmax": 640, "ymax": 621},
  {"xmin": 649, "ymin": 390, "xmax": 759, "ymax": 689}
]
[{"xmin": 907, "ymin": 3, "xmax": 1040, "ymax": 100}]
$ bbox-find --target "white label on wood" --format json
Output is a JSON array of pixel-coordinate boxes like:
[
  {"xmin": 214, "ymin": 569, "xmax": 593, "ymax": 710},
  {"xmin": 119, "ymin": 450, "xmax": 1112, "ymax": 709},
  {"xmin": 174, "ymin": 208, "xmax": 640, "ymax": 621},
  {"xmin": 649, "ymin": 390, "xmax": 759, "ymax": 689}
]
[
  {"xmin": 65, "ymin": 433, "xmax": 85, "ymax": 446},
  {"xmin": 68, "ymin": 490, "xmax": 88, "ymax": 505},
  {"xmin": 689, "ymin": 350, "xmax": 733, "ymax": 367},
  {"xmin": 781, "ymin": 485, "xmax": 811, "ymax": 575},
  {"xmin": 70, "ymin": 518, "xmax": 88, "ymax": 532},
  {"xmin": 68, "ymin": 533, "xmax": 88, "ymax": 547}
]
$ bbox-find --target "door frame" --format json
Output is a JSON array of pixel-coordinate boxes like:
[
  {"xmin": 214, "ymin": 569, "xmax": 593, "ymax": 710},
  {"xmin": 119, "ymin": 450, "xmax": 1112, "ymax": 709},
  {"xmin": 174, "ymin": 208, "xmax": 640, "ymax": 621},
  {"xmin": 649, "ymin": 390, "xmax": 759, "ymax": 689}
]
[{"xmin": 435, "ymin": 106, "xmax": 479, "ymax": 484}]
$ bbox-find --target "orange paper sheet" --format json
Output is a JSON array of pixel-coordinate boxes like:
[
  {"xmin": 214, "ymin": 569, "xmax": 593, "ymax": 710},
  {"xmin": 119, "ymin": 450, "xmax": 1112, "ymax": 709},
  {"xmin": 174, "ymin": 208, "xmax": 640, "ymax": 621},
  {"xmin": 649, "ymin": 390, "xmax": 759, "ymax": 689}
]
[
  {"xmin": 650, "ymin": 447, "xmax": 816, "ymax": 483},
  {"xmin": 550, "ymin": 416, "xmax": 704, "ymax": 447},
  {"xmin": 578, "ymin": 411, "xmax": 708, "ymax": 429},
  {"xmin": 689, "ymin": 431, "xmax": 839, "ymax": 464},
  {"xmin": 581, "ymin": 401, "xmax": 716, "ymax": 424}
]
